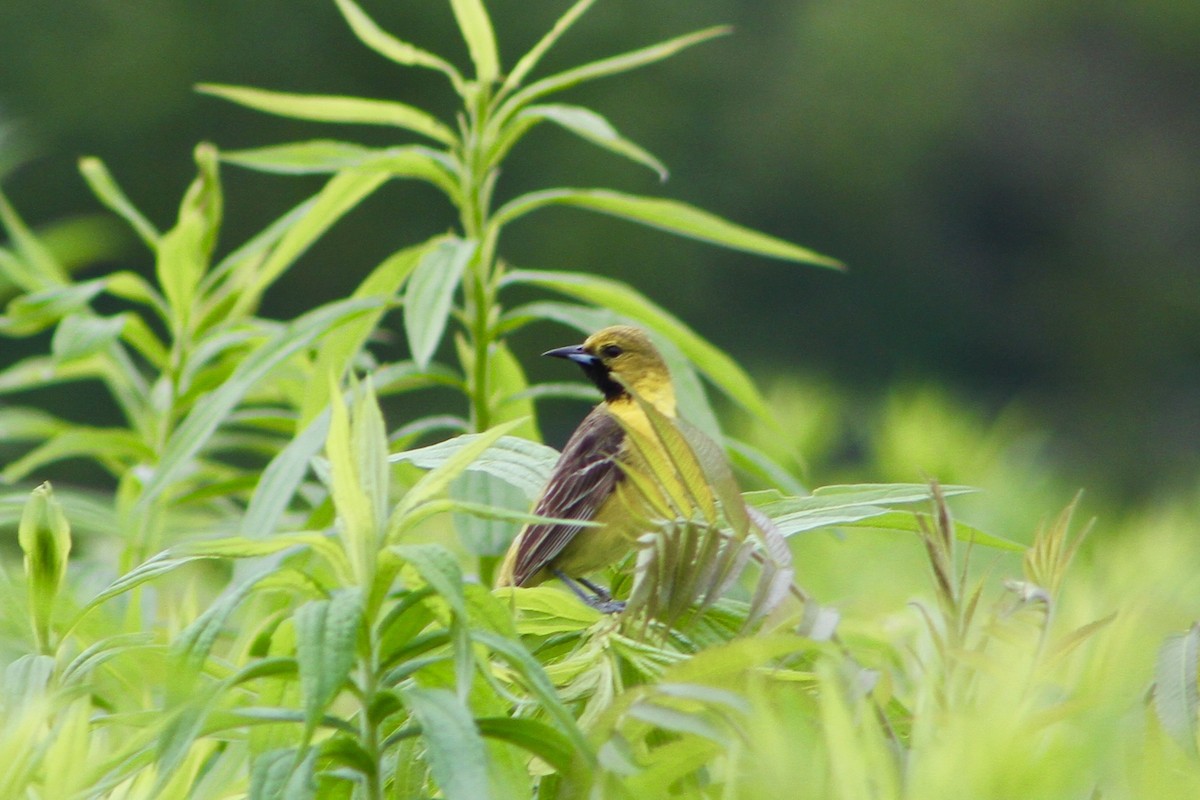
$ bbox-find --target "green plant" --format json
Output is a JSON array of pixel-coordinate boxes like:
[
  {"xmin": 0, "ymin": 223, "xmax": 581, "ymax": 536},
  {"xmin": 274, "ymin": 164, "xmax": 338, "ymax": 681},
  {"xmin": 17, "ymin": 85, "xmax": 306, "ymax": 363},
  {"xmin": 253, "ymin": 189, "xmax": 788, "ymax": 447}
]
[{"xmin": 3, "ymin": 1, "xmax": 1200, "ymax": 798}]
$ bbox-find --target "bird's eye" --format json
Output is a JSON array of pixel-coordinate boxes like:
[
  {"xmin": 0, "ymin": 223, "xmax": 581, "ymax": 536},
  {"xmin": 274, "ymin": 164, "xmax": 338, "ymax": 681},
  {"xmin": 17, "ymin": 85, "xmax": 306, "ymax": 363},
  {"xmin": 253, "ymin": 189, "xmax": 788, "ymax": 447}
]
[{"xmin": 600, "ymin": 344, "xmax": 623, "ymax": 359}]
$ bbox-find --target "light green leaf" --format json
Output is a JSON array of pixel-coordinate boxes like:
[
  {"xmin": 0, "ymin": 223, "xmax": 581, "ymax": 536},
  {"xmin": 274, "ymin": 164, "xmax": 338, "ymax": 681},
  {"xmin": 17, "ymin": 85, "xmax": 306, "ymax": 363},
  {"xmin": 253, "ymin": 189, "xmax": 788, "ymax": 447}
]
[
  {"xmin": 471, "ymin": 629, "xmax": 592, "ymax": 761},
  {"xmin": 231, "ymin": 168, "xmax": 392, "ymax": 317},
  {"xmin": 389, "ymin": 418, "xmax": 525, "ymax": 531},
  {"xmin": 844, "ymin": 509, "xmax": 1025, "ymax": 552},
  {"xmin": 197, "ymin": 83, "xmax": 457, "ymax": 145},
  {"xmin": 18, "ymin": 482, "xmax": 72, "ymax": 651},
  {"xmin": 493, "ymin": 188, "xmax": 840, "ymax": 267},
  {"xmin": 2, "ymin": 278, "xmax": 107, "ymax": 336},
  {"xmin": 333, "ymin": 0, "xmax": 463, "ymax": 89},
  {"xmin": 301, "ymin": 238, "xmax": 439, "ymax": 425},
  {"xmin": 401, "ymin": 687, "xmax": 491, "ymax": 800},
  {"xmin": 50, "ymin": 313, "xmax": 126, "ymax": 363},
  {"xmin": 0, "ymin": 189, "xmax": 65, "ymax": 288},
  {"xmin": 250, "ymin": 748, "xmax": 316, "ymax": 800},
  {"xmin": 404, "ymin": 238, "xmax": 476, "ymax": 369},
  {"xmin": 504, "ymin": 269, "xmax": 776, "ymax": 422},
  {"xmin": 241, "ymin": 411, "xmax": 330, "ymax": 537},
  {"xmin": 449, "ymin": 0, "xmax": 499, "ymax": 84},
  {"xmin": 391, "ymin": 432, "xmax": 558, "ymax": 500},
  {"xmin": 220, "ymin": 141, "xmax": 460, "ymax": 200},
  {"xmin": 139, "ymin": 296, "xmax": 381, "ymax": 508},
  {"xmin": 295, "ymin": 589, "xmax": 363, "ymax": 735},
  {"xmin": 497, "ymin": 26, "xmax": 730, "ymax": 123},
  {"xmin": 0, "ymin": 407, "xmax": 66, "ymax": 443},
  {"xmin": 173, "ymin": 563, "xmax": 278, "ymax": 670},
  {"xmin": 450, "ymin": 471, "xmax": 527, "ymax": 557},
  {"xmin": 78, "ymin": 157, "xmax": 161, "ymax": 248},
  {"xmin": 156, "ymin": 144, "xmax": 222, "ymax": 332},
  {"xmin": 2, "ymin": 427, "xmax": 152, "ymax": 483},
  {"xmin": 394, "ymin": 543, "xmax": 466, "ymax": 617},
  {"xmin": 476, "ymin": 717, "xmax": 575, "ymax": 775},
  {"xmin": 220, "ymin": 139, "xmax": 376, "ymax": 174},
  {"xmin": 500, "ymin": 0, "xmax": 597, "ymax": 96},
  {"xmin": 1154, "ymin": 624, "xmax": 1200, "ymax": 756},
  {"xmin": 519, "ymin": 104, "xmax": 667, "ymax": 180}
]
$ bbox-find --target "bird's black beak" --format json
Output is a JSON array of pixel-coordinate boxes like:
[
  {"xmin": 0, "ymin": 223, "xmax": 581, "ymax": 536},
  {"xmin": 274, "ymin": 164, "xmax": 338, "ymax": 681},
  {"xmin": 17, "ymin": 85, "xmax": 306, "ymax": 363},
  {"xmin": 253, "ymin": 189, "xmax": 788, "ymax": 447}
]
[{"xmin": 543, "ymin": 344, "xmax": 599, "ymax": 366}]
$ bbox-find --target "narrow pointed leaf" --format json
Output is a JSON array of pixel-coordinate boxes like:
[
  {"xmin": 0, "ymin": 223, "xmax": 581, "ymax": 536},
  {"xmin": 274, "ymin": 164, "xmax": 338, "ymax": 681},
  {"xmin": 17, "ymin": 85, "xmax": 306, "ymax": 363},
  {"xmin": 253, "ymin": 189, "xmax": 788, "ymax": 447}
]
[
  {"xmin": 139, "ymin": 297, "xmax": 381, "ymax": 507},
  {"xmin": 499, "ymin": 27, "xmax": 730, "ymax": 119},
  {"xmin": 296, "ymin": 589, "xmax": 363, "ymax": 735},
  {"xmin": 519, "ymin": 104, "xmax": 667, "ymax": 180},
  {"xmin": 390, "ymin": 418, "xmax": 525, "ymax": 528},
  {"xmin": 78, "ymin": 157, "xmax": 161, "ymax": 247},
  {"xmin": 391, "ymin": 433, "xmax": 558, "ymax": 500},
  {"xmin": 232, "ymin": 168, "xmax": 391, "ymax": 316},
  {"xmin": 198, "ymin": 84, "xmax": 457, "ymax": 145},
  {"xmin": 501, "ymin": 0, "xmax": 597, "ymax": 95},
  {"xmin": 449, "ymin": 0, "xmax": 499, "ymax": 84},
  {"xmin": 494, "ymin": 188, "xmax": 840, "ymax": 267},
  {"xmin": 401, "ymin": 687, "xmax": 491, "ymax": 800},
  {"xmin": 333, "ymin": 0, "xmax": 463, "ymax": 88},
  {"xmin": 403, "ymin": 238, "xmax": 476, "ymax": 369}
]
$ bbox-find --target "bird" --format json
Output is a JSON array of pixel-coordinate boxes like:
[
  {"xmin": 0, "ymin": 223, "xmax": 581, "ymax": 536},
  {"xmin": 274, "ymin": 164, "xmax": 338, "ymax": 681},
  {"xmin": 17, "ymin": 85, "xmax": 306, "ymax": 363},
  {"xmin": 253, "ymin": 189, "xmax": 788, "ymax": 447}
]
[{"xmin": 494, "ymin": 325, "xmax": 677, "ymax": 611}]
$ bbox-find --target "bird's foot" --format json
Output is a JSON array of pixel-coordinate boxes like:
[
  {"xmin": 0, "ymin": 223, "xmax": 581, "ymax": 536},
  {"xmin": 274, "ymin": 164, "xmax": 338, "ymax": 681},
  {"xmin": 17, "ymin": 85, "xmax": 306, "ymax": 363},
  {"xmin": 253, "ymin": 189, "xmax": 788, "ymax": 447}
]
[
  {"xmin": 553, "ymin": 570, "xmax": 625, "ymax": 614},
  {"xmin": 586, "ymin": 596, "xmax": 626, "ymax": 614}
]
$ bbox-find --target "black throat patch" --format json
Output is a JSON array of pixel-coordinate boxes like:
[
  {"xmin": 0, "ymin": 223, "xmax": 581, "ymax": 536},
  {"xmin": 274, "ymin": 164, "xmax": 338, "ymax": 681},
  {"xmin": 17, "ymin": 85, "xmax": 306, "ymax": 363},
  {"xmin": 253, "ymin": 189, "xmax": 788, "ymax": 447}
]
[{"xmin": 578, "ymin": 359, "xmax": 627, "ymax": 402}]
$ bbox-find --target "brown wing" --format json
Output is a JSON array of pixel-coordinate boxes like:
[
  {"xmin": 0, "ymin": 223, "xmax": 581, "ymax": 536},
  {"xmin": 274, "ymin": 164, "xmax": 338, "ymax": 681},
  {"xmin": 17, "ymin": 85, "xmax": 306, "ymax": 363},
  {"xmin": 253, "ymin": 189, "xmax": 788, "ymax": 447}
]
[{"xmin": 510, "ymin": 405, "xmax": 625, "ymax": 586}]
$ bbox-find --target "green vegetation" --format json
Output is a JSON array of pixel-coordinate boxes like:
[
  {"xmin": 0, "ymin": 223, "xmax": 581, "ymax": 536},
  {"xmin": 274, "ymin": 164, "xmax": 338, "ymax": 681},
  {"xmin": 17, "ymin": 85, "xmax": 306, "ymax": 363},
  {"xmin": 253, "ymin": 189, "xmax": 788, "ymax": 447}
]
[{"xmin": 1, "ymin": 2, "xmax": 1198, "ymax": 797}]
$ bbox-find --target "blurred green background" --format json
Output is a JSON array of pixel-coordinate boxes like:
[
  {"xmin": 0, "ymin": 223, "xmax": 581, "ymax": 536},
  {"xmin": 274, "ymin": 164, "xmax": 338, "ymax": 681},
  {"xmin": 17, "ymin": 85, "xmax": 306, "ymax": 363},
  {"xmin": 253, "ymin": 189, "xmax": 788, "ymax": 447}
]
[{"xmin": 1, "ymin": 0, "xmax": 1198, "ymax": 508}]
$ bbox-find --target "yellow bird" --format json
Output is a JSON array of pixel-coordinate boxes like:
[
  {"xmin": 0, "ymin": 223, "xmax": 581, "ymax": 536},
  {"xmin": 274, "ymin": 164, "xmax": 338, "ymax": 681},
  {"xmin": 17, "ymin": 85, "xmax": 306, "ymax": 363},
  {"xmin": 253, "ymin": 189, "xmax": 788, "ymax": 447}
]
[{"xmin": 495, "ymin": 325, "xmax": 676, "ymax": 611}]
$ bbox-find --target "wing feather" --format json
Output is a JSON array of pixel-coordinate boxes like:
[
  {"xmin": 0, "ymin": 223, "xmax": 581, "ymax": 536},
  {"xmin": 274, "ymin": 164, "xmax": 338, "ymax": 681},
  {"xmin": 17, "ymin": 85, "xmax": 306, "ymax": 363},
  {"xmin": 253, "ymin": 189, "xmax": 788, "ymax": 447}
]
[{"xmin": 511, "ymin": 406, "xmax": 625, "ymax": 585}]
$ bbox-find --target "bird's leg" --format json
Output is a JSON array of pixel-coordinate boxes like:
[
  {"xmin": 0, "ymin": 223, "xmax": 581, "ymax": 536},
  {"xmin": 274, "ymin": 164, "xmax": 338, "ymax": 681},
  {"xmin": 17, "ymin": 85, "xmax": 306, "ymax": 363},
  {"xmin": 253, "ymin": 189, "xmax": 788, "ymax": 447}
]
[
  {"xmin": 577, "ymin": 577, "xmax": 613, "ymax": 602},
  {"xmin": 552, "ymin": 569, "xmax": 625, "ymax": 614}
]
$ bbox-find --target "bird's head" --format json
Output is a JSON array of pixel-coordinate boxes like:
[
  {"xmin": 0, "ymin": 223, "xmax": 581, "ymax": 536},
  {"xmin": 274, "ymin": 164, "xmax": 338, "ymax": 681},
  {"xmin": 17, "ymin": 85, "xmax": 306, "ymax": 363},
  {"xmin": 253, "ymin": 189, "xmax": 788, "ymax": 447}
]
[{"xmin": 544, "ymin": 325, "xmax": 674, "ymax": 410}]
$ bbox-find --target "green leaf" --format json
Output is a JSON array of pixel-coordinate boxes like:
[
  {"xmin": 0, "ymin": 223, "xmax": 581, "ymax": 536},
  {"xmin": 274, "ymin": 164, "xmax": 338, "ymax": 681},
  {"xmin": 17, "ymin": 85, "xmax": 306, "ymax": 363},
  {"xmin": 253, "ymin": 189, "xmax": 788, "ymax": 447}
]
[
  {"xmin": 301, "ymin": 237, "xmax": 439, "ymax": 425},
  {"xmin": 449, "ymin": 0, "xmax": 499, "ymax": 84},
  {"xmin": 1154, "ymin": 624, "xmax": 1200, "ymax": 756},
  {"xmin": 471, "ymin": 629, "xmax": 593, "ymax": 763},
  {"xmin": 156, "ymin": 143, "xmax": 222, "ymax": 332},
  {"xmin": 403, "ymin": 238, "xmax": 476, "ymax": 369},
  {"xmin": 393, "ymin": 543, "xmax": 466, "ymax": 617},
  {"xmin": 78, "ymin": 156, "xmax": 161, "ymax": 248},
  {"xmin": 391, "ymin": 433, "xmax": 558, "ymax": 500},
  {"xmin": 220, "ymin": 141, "xmax": 460, "ymax": 200},
  {"xmin": 50, "ymin": 313, "xmax": 126, "ymax": 363},
  {"xmin": 518, "ymin": 104, "xmax": 667, "ymax": 180},
  {"xmin": 477, "ymin": 717, "xmax": 575, "ymax": 774},
  {"xmin": 390, "ymin": 418, "xmax": 526, "ymax": 532},
  {"xmin": 500, "ymin": 0, "xmax": 597, "ymax": 96},
  {"xmin": 400, "ymin": 687, "xmax": 491, "ymax": 800},
  {"xmin": 497, "ymin": 26, "xmax": 730, "ymax": 123},
  {"xmin": 333, "ymin": 0, "xmax": 463, "ymax": 88},
  {"xmin": 493, "ymin": 188, "xmax": 841, "ymax": 268},
  {"xmin": 198, "ymin": 83, "xmax": 457, "ymax": 145},
  {"xmin": 18, "ymin": 482, "xmax": 72, "ymax": 651},
  {"xmin": 504, "ymin": 269, "xmax": 776, "ymax": 422},
  {"xmin": 231, "ymin": 168, "xmax": 392, "ymax": 317},
  {"xmin": 0, "ymin": 189, "xmax": 66, "ymax": 288},
  {"xmin": 241, "ymin": 410, "xmax": 330, "ymax": 538},
  {"xmin": 295, "ymin": 589, "xmax": 363, "ymax": 735},
  {"xmin": 139, "ymin": 296, "xmax": 380, "ymax": 507},
  {"xmin": 81, "ymin": 551, "xmax": 212, "ymax": 613},
  {"xmin": 2, "ymin": 279, "xmax": 107, "ymax": 336},
  {"xmin": 1, "ymin": 427, "xmax": 152, "ymax": 483},
  {"xmin": 250, "ymin": 748, "xmax": 317, "ymax": 800},
  {"xmin": 844, "ymin": 509, "xmax": 1026, "ymax": 552},
  {"xmin": 450, "ymin": 471, "xmax": 527, "ymax": 557}
]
